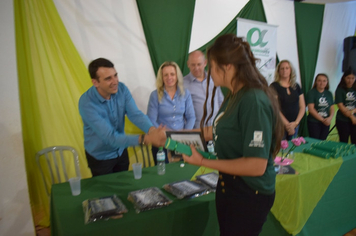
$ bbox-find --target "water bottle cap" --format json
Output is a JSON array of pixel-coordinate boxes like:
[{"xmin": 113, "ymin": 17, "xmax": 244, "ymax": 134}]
[{"xmin": 159, "ymin": 147, "xmax": 163, "ymax": 151}]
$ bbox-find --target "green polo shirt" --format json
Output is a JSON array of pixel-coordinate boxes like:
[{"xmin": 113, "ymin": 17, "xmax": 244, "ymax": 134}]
[
  {"xmin": 213, "ymin": 88, "xmax": 276, "ymax": 195},
  {"xmin": 335, "ymin": 87, "xmax": 356, "ymax": 122},
  {"xmin": 306, "ymin": 88, "xmax": 334, "ymax": 123}
]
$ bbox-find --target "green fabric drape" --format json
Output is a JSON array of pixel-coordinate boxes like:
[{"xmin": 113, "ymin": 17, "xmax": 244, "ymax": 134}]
[
  {"xmin": 194, "ymin": 0, "xmax": 267, "ymax": 96},
  {"xmin": 14, "ymin": 0, "xmax": 92, "ymax": 227},
  {"xmin": 295, "ymin": 2, "xmax": 325, "ymax": 137},
  {"xmin": 136, "ymin": 0, "xmax": 195, "ymax": 74}
]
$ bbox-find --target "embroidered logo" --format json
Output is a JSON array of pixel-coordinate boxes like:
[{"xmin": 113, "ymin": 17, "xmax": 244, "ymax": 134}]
[{"xmin": 249, "ymin": 131, "xmax": 264, "ymax": 148}]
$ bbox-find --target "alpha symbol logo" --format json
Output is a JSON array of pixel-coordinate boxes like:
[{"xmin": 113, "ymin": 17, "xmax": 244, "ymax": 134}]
[{"xmin": 249, "ymin": 131, "xmax": 264, "ymax": 148}]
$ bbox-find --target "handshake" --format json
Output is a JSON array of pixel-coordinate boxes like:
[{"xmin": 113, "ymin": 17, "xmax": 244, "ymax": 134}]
[{"xmin": 141, "ymin": 125, "xmax": 167, "ymax": 147}]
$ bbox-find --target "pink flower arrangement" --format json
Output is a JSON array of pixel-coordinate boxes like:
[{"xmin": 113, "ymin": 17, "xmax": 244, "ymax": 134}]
[{"xmin": 280, "ymin": 137, "xmax": 306, "ymax": 161}]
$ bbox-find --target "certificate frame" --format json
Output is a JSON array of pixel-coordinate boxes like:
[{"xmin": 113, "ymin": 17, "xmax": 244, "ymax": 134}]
[{"xmin": 165, "ymin": 131, "xmax": 207, "ymax": 158}]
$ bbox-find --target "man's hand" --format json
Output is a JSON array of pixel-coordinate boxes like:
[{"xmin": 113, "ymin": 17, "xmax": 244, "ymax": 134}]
[{"xmin": 145, "ymin": 125, "xmax": 167, "ymax": 147}]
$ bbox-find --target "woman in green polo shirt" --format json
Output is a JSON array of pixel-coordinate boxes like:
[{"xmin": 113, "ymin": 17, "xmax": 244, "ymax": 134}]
[
  {"xmin": 335, "ymin": 68, "xmax": 356, "ymax": 144},
  {"xmin": 182, "ymin": 34, "xmax": 284, "ymax": 236},
  {"xmin": 306, "ymin": 73, "xmax": 335, "ymax": 140}
]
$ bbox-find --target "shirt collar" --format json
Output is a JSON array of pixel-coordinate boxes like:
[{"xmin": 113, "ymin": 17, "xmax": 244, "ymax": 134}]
[
  {"xmin": 188, "ymin": 72, "xmax": 207, "ymax": 82},
  {"xmin": 92, "ymin": 85, "xmax": 116, "ymax": 103}
]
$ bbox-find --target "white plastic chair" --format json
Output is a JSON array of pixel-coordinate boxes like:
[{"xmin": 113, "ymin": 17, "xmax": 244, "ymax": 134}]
[{"xmin": 35, "ymin": 146, "xmax": 81, "ymax": 196}]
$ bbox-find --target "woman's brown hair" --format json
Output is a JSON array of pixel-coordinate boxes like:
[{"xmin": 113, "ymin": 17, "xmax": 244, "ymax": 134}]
[{"xmin": 201, "ymin": 34, "xmax": 284, "ymax": 157}]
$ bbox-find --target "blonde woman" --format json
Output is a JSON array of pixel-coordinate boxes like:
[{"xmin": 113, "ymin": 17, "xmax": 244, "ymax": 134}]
[
  {"xmin": 270, "ymin": 60, "xmax": 306, "ymax": 140},
  {"xmin": 147, "ymin": 61, "xmax": 195, "ymax": 163}
]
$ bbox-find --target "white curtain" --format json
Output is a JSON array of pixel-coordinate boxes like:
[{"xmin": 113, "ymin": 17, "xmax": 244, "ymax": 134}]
[
  {"xmin": 314, "ymin": 1, "xmax": 356, "ymax": 92},
  {"xmin": 53, "ymin": 0, "xmax": 156, "ymax": 112}
]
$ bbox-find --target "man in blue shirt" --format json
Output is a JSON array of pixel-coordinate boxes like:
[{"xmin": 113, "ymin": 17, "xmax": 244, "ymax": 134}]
[
  {"xmin": 184, "ymin": 51, "xmax": 224, "ymax": 128},
  {"xmin": 79, "ymin": 58, "xmax": 164, "ymax": 176}
]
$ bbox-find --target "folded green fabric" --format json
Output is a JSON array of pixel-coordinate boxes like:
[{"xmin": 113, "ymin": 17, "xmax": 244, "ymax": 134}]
[
  {"xmin": 164, "ymin": 138, "xmax": 217, "ymax": 159},
  {"xmin": 309, "ymin": 141, "xmax": 356, "ymax": 158},
  {"xmin": 311, "ymin": 142, "xmax": 340, "ymax": 153},
  {"xmin": 303, "ymin": 148, "xmax": 332, "ymax": 159}
]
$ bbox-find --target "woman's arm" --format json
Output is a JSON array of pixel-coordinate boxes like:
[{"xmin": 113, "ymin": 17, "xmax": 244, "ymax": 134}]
[
  {"xmin": 146, "ymin": 92, "xmax": 160, "ymax": 127},
  {"xmin": 292, "ymin": 94, "xmax": 306, "ymax": 129},
  {"xmin": 323, "ymin": 105, "xmax": 335, "ymax": 126},
  {"xmin": 308, "ymin": 103, "xmax": 325, "ymax": 122},
  {"xmin": 183, "ymin": 145, "xmax": 267, "ymax": 176},
  {"xmin": 337, "ymin": 102, "xmax": 353, "ymax": 118}
]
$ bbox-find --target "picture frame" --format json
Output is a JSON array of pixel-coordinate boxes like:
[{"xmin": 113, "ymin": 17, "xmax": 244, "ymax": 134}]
[{"xmin": 165, "ymin": 131, "xmax": 207, "ymax": 158}]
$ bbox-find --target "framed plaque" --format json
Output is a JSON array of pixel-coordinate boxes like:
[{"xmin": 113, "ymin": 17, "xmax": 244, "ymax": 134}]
[{"xmin": 165, "ymin": 131, "xmax": 207, "ymax": 158}]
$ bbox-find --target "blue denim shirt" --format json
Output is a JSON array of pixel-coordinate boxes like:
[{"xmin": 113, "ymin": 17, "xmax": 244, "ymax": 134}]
[
  {"xmin": 147, "ymin": 88, "xmax": 195, "ymax": 130},
  {"xmin": 79, "ymin": 83, "xmax": 153, "ymax": 160}
]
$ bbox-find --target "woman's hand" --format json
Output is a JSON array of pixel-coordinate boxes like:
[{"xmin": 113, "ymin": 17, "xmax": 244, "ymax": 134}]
[
  {"xmin": 323, "ymin": 117, "xmax": 332, "ymax": 126},
  {"xmin": 351, "ymin": 116, "xmax": 356, "ymax": 125},
  {"xmin": 145, "ymin": 125, "xmax": 167, "ymax": 147},
  {"xmin": 182, "ymin": 145, "xmax": 204, "ymax": 166},
  {"xmin": 285, "ymin": 122, "xmax": 295, "ymax": 135}
]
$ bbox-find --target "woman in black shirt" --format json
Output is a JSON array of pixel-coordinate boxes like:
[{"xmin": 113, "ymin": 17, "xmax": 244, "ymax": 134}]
[{"xmin": 270, "ymin": 60, "xmax": 305, "ymax": 140}]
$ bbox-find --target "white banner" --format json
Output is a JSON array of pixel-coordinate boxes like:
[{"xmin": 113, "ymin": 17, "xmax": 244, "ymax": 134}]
[{"xmin": 237, "ymin": 18, "xmax": 278, "ymax": 84}]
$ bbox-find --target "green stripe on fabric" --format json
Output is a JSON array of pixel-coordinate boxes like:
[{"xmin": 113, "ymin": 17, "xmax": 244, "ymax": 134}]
[
  {"xmin": 295, "ymin": 2, "xmax": 325, "ymax": 137},
  {"xmin": 14, "ymin": 0, "xmax": 92, "ymax": 227},
  {"xmin": 193, "ymin": 0, "xmax": 267, "ymax": 96},
  {"xmin": 136, "ymin": 0, "xmax": 195, "ymax": 74}
]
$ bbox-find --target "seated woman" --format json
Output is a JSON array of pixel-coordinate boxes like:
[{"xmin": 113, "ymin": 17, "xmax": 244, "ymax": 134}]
[
  {"xmin": 335, "ymin": 67, "xmax": 356, "ymax": 144},
  {"xmin": 306, "ymin": 73, "xmax": 335, "ymax": 140},
  {"xmin": 147, "ymin": 61, "xmax": 196, "ymax": 163},
  {"xmin": 270, "ymin": 60, "xmax": 305, "ymax": 140}
]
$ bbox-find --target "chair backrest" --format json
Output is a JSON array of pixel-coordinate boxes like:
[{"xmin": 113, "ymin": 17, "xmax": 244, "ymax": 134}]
[
  {"xmin": 129, "ymin": 144, "xmax": 153, "ymax": 168},
  {"xmin": 35, "ymin": 146, "xmax": 81, "ymax": 196}
]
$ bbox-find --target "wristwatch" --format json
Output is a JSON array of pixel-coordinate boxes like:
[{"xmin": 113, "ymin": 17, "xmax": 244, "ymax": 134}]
[{"xmin": 140, "ymin": 134, "xmax": 145, "ymax": 145}]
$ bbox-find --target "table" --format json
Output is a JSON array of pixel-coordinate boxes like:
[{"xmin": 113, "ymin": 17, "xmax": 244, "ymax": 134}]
[
  {"xmin": 51, "ymin": 138, "xmax": 356, "ymax": 236},
  {"xmin": 261, "ymin": 138, "xmax": 356, "ymax": 236},
  {"xmin": 51, "ymin": 163, "xmax": 219, "ymax": 236}
]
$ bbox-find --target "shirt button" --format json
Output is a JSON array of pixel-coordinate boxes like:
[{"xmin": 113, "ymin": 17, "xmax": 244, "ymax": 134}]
[
  {"xmin": 222, "ymin": 189, "xmax": 225, "ymax": 193},
  {"xmin": 221, "ymin": 181, "xmax": 225, "ymax": 187},
  {"xmin": 219, "ymin": 174, "xmax": 223, "ymax": 180},
  {"xmin": 173, "ymin": 116, "xmax": 175, "ymax": 118}
]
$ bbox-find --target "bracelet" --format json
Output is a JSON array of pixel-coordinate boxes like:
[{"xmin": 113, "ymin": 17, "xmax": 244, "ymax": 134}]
[{"xmin": 140, "ymin": 134, "xmax": 145, "ymax": 145}]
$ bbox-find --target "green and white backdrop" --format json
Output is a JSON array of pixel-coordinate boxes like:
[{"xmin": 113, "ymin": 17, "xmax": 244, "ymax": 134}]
[{"xmin": 14, "ymin": 0, "xmax": 356, "ymax": 227}]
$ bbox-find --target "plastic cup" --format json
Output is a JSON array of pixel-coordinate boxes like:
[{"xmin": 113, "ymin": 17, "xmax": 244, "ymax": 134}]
[
  {"xmin": 69, "ymin": 177, "xmax": 81, "ymax": 196},
  {"xmin": 132, "ymin": 163, "xmax": 142, "ymax": 179}
]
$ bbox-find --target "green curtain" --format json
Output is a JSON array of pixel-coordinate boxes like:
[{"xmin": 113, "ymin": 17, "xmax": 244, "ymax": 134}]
[
  {"xmin": 14, "ymin": 0, "xmax": 92, "ymax": 227},
  {"xmin": 136, "ymin": 0, "xmax": 196, "ymax": 74},
  {"xmin": 194, "ymin": 0, "xmax": 267, "ymax": 95},
  {"xmin": 295, "ymin": 2, "xmax": 325, "ymax": 137}
]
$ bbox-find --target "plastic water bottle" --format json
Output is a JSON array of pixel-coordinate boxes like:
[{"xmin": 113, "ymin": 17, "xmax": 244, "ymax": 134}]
[
  {"xmin": 207, "ymin": 140, "xmax": 215, "ymax": 154},
  {"xmin": 157, "ymin": 147, "xmax": 166, "ymax": 175}
]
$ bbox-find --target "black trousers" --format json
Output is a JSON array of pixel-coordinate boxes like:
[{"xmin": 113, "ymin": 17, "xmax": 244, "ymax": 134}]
[
  {"xmin": 336, "ymin": 119, "xmax": 356, "ymax": 144},
  {"xmin": 85, "ymin": 149, "xmax": 129, "ymax": 177},
  {"xmin": 215, "ymin": 173, "xmax": 275, "ymax": 236},
  {"xmin": 307, "ymin": 120, "xmax": 330, "ymax": 140}
]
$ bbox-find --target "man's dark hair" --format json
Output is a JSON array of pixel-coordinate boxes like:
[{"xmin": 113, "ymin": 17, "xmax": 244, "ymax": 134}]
[{"xmin": 88, "ymin": 58, "xmax": 114, "ymax": 80}]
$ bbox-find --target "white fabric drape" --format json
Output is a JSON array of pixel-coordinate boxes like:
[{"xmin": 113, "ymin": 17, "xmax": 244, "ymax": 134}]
[
  {"xmin": 53, "ymin": 0, "xmax": 156, "ymax": 112},
  {"xmin": 53, "ymin": 0, "xmax": 355, "ymax": 106},
  {"xmin": 189, "ymin": 0, "xmax": 248, "ymax": 52},
  {"xmin": 314, "ymin": 1, "xmax": 356, "ymax": 92},
  {"xmin": 262, "ymin": 0, "xmax": 301, "ymax": 85}
]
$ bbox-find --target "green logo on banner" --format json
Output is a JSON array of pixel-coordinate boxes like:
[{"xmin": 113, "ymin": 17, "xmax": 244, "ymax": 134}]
[{"xmin": 247, "ymin": 28, "xmax": 268, "ymax": 47}]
